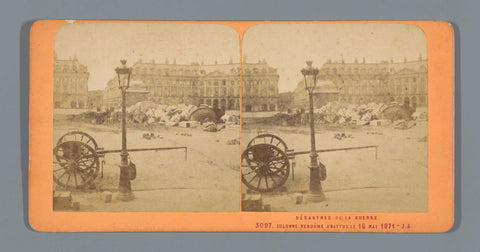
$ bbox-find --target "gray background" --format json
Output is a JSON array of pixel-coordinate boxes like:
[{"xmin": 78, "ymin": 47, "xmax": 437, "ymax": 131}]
[{"xmin": 1, "ymin": 0, "xmax": 475, "ymax": 251}]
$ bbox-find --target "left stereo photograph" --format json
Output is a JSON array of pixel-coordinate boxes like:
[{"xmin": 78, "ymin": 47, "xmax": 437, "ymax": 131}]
[{"xmin": 52, "ymin": 22, "xmax": 241, "ymax": 212}]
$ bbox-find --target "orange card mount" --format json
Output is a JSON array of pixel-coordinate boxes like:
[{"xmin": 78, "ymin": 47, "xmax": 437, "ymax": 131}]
[{"xmin": 29, "ymin": 20, "xmax": 454, "ymax": 232}]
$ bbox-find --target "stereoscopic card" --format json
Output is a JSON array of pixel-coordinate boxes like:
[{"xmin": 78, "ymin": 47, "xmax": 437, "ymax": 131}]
[{"xmin": 29, "ymin": 20, "xmax": 454, "ymax": 232}]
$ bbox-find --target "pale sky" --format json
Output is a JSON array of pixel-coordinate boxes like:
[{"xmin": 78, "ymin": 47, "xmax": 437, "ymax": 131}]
[
  {"xmin": 55, "ymin": 23, "xmax": 427, "ymax": 93},
  {"xmin": 242, "ymin": 23, "xmax": 427, "ymax": 92},
  {"xmin": 55, "ymin": 22, "xmax": 240, "ymax": 90}
]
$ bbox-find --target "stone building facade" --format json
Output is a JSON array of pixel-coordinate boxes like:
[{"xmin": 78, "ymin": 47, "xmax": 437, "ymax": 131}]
[
  {"xmin": 319, "ymin": 56, "xmax": 428, "ymax": 107},
  {"xmin": 53, "ymin": 54, "xmax": 89, "ymax": 108},
  {"xmin": 242, "ymin": 59, "xmax": 279, "ymax": 112},
  {"xmin": 103, "ymin": 58, "xmax": 279, "ymax": 112}
]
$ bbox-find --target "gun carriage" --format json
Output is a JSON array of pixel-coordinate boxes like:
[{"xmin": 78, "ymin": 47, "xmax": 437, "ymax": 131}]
[
  {"xmin": 53, "ymin": 130, "xmax": 187, "ymax": 190},
  {"xmin": 241, "ymin": 132, "xmax": 378, "ymax": 193}
]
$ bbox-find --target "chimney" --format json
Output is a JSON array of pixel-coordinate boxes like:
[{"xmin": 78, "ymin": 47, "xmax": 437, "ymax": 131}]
[
  {"xmin": 243, "ymin": 55, "xmax": 247, "ymax": 63},
  {"xmin": 363, "ymin": 57, "xmax": 366, "ymax": 63}
]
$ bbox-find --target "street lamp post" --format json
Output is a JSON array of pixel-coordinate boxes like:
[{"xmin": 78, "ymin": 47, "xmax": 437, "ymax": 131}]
[
  {"xmin": 115, "ymin": 59, "xmax": 134, "ymax": 201},
  {"xmin": 301, "ymin": 61, "xmax": 326, "ymax": 202}
]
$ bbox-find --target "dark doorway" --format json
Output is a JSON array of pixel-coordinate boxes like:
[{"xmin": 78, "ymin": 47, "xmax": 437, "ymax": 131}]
[
  {"xmin": 220, "ymin": 99, "xmax": 226, "ymax": 111},
  {"xmin": 404, "ymin": 97, "xmax": 410, "ymax": 107}
]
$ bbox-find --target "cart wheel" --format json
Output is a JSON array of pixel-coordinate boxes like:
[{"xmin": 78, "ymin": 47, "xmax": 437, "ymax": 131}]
[
  {"xmin": 53, "ymin": 141, "xmax": 99, "ymax": 190},
  {"xmin": 246, "ymin": 134, "xmax": 288, "ymax": 152},
  {"xmin": 241, "ymin": 143, "xmax": 290, "ymax": 192},
  {"xmin": 56, "ymin": 131, "xmax": 98, "ymax": 150}
]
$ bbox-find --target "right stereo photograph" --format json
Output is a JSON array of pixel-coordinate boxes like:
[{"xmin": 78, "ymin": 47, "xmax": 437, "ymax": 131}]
[{"xmin": 240, "ymin": 23, "xmax": 428, "ymax": 213}]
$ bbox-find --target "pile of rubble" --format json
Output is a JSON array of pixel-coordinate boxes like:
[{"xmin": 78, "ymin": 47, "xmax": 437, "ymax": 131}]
[
  {"xmin": 76, "ymin": 101, "xmax": 241, "ymax": 129},
  {"xmin": 127, "ymin": 102, "xmax": 197, "ymax": 126},
  {"xmin": 271, "ymin": 102, "xmax": 425, "ymax": 128},
  {"xmin": 316, "ymin": 102, "xmax": 387, "ymax": 125}
]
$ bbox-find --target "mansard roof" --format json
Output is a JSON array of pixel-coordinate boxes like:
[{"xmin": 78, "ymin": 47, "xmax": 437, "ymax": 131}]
[
  {"xmin": 389, "ymin": 60, "xmax": 427, "ymax": 73},
  {"xmin": 320, "ymin": 58, "xmax": 427, "ymax": 74},
  {"xmin": 54, "ymin": 56, "xmax": 89, "ymax": 73},
  {"xmin": 204, "ymin": 70, "xmax": 228, "ymax": 77},
  {"xmin": 131, "ymin": 60, "xmax": 241, "ymax": 76},
  {"xmin": 130, "ymin": 59, "xmax": 278, "ymax": 76}
]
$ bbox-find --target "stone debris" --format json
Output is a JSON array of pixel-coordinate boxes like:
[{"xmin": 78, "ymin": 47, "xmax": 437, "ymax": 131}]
[
  {"xmin": 175, "ymin": 132, "xmax": 192, "ymax": 137},
  {"xmin": 143, "ymin": 132, "xmax": 155, "ymax": 140},
  {"xmin": 411, "ymin": 111, "xmax": 428, "ymax": 120},
  {"xmin": 393, "ymin": 120, "xmax": 417, "ymax": 130},
  {"xmin": 142, "ymin": 133, "xmax": 163, "ymax": 140},
  {"xmin": 274, "ymin": 102, "xmax": 423, "ymax": 127},
  {"xmin": 393, "ymin": 120, "xmax": 407, "ymax": 129},
  {"xmin": 220, "ymin": 114, "xmax": 240, "ymax": 125},
  {"xmin": 75, "ymin": 100, "xmax": 243, "ymax": 129},
  {"xmin": 317, "ymin": 102, "xmax": 387, "ymax": 125},
  {"xmin": 76, "ymin": 102, "xmax": 203, "ymax": 126},
  {"xmin": 203, "ymin": 122, "xmax": 226, "ymax": 133},
  {"xmin": 127, "ymin": 102, "xmax": 198, "ymax": 125},
  {"xmin": 226, "ymin": 139, "xmax": 240, "ymax": 145},
  {"xmin": 334, "ymin": 132, "xmax": 353, "ymax": 140},
  {"xmin": 203, "ymin": 122, "xmax": 218, "ymax": 132},
  {"xmin": 275, "ymin": 102, "xmax": 390, "ymax": 126}
]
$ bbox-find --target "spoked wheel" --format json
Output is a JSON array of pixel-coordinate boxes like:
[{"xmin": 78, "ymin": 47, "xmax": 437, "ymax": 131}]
[
  {"xmin": 53, "ymin": 141, "xmax": 99, "ymax": 190},
  {"xmin": 241, "ymin": 143, "xmax": 290, "ymax": 192},
  {"xmin": 56, "ymin": 131, "xmax": 98, "ymax": 150},
  {"xmin": 246, "ymin": 134, "xmax": 288, "ymax": 152}
]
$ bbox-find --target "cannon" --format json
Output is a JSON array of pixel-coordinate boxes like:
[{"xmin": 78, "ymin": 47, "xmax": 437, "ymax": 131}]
[
  {"xmin": 241, "ymin": 132, "xmax": 378, "ymax": 193},
  {"xmin": 53, "ymin": 130, "xmax": 187, "ymax": 190}
]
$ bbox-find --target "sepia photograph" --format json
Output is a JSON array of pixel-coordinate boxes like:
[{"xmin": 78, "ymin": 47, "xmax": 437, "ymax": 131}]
[
  {"xmin": 52, "ymin": 22, "xmax": 241, "ymax": 212},
  {"xmin": 241, "ymin": 23, "xmax": 428, "ymax": 212}
]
